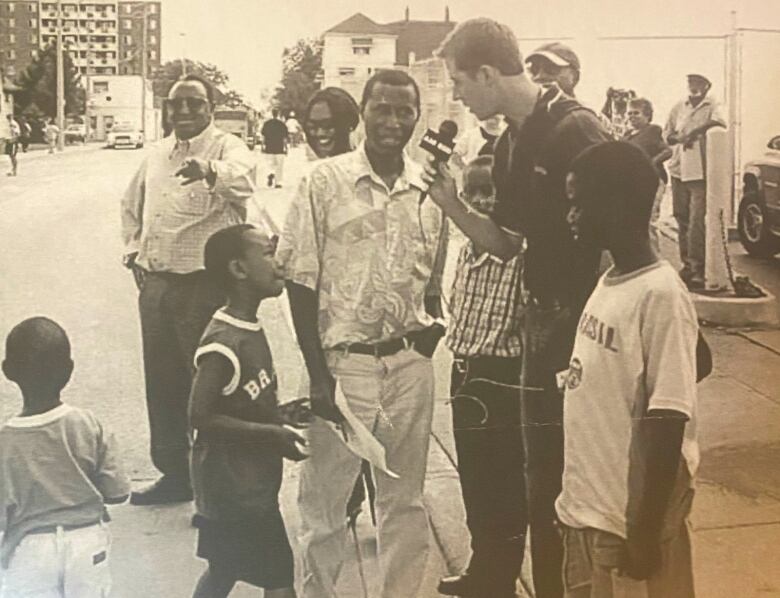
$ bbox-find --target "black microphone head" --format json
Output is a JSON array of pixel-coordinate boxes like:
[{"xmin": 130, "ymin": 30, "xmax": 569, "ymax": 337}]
[{"xmin": 439, "ymin": 120, "xmax": 458, "ymax": 142}]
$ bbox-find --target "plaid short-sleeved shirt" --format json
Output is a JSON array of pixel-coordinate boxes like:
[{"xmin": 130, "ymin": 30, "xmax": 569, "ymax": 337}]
[{"xmin": 446, "ymin": 242, "xmax": 524, "ymax": 357}]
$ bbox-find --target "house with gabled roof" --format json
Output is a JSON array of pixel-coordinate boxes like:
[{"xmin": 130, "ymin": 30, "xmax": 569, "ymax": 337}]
[{"xmin": 321, "ymin": 8, "xmax": 455, "ymax": 101}]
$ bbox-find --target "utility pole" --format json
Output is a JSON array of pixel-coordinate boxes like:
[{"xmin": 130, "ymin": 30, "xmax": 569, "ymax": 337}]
[
  {"xmin": 179, "ymin": 32, "xmax": 187, "ymax": 76},
  {"xmin": 140, "ymin": 2, "xmax": 147, "ymax": 136},
  {"xmin": 56, "ymin": 0, "xmax": 65, "ymax": 151}
]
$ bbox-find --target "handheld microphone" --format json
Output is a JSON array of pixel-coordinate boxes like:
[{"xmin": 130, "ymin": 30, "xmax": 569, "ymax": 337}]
[{"xmin": 419, "ymin": 120, "xmax": 459, "ymax": 204}]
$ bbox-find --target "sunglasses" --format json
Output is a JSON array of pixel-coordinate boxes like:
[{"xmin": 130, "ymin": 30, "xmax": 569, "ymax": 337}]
[{"xmin": 165, "ymin": 97, "xmax": 208, "ymax": 112}]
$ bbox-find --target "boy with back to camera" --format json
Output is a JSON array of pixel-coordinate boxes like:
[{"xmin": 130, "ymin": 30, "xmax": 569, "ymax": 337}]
[
  {"xmin": 0, "ymin": 317, "xmax": 130, "ymax": 598},
  {"xmin": 190, "ymin": 224, "xmax": 308, "ymax": 598},
  {"xmin": 557, "ymin": 141, "xmax": 699, "ymax": 597},
  {"xmin": 440, "ymin": 155, "xmax": 527, "ymax": 598}
]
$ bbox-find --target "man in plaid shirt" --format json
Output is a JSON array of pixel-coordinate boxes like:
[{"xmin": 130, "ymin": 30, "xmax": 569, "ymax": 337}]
[{"xmin": 440, "ymin": 155, "xmax": 526, "ymax": 598}]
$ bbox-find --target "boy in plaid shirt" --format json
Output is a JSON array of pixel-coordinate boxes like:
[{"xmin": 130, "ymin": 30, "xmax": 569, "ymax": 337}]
[{"xmin": 440, "ymin": 156, "xmax": 526, "ymax": 598}]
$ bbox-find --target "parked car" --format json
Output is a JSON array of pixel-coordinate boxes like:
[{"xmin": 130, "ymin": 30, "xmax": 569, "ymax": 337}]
[
  {"xmin": 64, "ymin": 123, "xmax": 87, "ymax": 144},
  {"xmin": 106, "ymin": 123, "xmax": 144, "ymax": 149},
  {"xmin": 738, "ymin": 135, "xmax": 780, "ymax": 257}
]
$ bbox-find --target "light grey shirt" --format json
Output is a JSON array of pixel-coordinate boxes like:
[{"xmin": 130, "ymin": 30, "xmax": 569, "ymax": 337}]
[{"xmin": 0, "ymin": 404, "xmax": 130, "ymax": 568}]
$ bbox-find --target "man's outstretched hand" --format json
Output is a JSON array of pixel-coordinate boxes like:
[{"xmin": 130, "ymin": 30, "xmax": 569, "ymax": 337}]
[{"xmin": 175, "ymin": 157, "xmax": 214, "ymax": 186}]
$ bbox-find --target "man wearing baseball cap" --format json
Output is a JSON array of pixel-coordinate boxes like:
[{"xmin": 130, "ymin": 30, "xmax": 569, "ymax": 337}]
[
  {"xmin": 525, "ymin": 42, "xmax": 581, "ymax": 96},
  {"xmin": 664, "ymin": 73, "xmax": 726, "ymax": 290}
]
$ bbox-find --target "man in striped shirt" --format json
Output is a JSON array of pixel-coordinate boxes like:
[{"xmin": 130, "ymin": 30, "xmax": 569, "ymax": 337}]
[{"xmin": 440, "ymin": 156, "xmax": 526, "ymax": 598}]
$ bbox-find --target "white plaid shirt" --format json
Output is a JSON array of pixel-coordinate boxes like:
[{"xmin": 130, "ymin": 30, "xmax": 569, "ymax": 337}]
[{"xmin": 446, "ymin": 242, "xmax": 524, "ymax": 357}]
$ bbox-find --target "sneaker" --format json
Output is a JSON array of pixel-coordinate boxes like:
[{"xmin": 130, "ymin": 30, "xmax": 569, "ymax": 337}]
[{"xmin": 129, "ymin": 476, "xmax": 192, "ymax": 506}]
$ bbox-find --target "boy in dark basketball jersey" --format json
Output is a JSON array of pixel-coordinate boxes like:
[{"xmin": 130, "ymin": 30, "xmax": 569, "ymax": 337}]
[{"xmin": 190, "ymin": 224, "xmax": 308, "ymax": 598}]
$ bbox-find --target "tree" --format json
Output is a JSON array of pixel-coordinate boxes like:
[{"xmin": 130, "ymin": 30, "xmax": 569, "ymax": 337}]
[
  {"xmin": 151, "ymin": 59, "xmax": 232, "ymax": 102},
  {"xmin": 13, "ymin": 43, "xmax": 85, "ymax": 118},
  {"xmin": 273, "ymin": 37, "xmax": 323, "ymax": 118}
]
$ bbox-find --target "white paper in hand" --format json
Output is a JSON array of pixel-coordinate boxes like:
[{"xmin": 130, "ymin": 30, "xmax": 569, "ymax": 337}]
[{"xmin": 327, "ymin": 381, "xmax": 399, "ymax": 479}]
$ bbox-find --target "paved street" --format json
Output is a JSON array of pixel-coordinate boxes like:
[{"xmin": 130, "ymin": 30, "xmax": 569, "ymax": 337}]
[{"xmin": 1, "ymin": 144, "xmax": 779, "ymax": 597}]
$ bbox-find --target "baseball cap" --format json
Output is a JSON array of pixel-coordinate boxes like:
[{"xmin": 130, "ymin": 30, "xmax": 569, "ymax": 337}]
[
  {"xmin": 526, "ymin": 42, "xmax": 581, "ymax": 72},
  {"xmin": 687, "ymin": 73, "xmax": 711, "ymax": 85}
]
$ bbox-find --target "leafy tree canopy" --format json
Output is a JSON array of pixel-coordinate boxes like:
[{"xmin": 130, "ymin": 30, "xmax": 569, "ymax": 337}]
[{"xmin": 13, "ymin": 43, "xmax": 85, "ymax": 118}]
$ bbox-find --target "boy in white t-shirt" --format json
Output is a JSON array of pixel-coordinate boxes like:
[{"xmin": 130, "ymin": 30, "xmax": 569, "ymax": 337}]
[
  {"xmin": 556, "ymin": 141, "xmax": 698, "ymax": 598},
  {"xmin": 0, "ymin": 317, "xmax": 130, "ymax": 598}
]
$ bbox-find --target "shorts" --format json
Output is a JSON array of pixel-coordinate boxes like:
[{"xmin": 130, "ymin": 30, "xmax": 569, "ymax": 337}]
[
  {"xmin": 194, "ymin": 509, "xmax": 294, "ymax": 589},
  {"xmin": 4, "ymin": 141, "xmax": 17, "ymax": 157},
  {"xmin": 0, "ymin": 523, "xmax": 111, "ymax": 598}
]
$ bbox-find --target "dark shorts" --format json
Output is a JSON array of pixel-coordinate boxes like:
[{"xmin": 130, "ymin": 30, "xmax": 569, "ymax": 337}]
[
  {"xmin": 5, "ymin": 141, "xmax": 18, "ymax": 157},
  {"xmin": 194, "ymin": 509, "xmax": 294, "ymax": 589}
]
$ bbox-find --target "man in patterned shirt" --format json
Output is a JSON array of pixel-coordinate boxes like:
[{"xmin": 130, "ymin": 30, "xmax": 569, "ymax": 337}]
[
  {"xmin": 277, "ymin": 69, "xmax": 447, "ymax": 598},
  {"xmin": 121, "ymin": 74, "xmax": 256, "ymax": 505}
]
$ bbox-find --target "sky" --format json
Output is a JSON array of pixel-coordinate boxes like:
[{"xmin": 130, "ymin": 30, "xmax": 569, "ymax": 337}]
[{"xmin": 159, "ymin": 0, "xmax": 780, "ymax": 107}]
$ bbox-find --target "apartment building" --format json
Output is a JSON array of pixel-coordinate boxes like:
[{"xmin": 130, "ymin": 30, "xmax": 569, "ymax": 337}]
[
  {"xmin": 0, "ymin": 0, "xmax": 159, "ymax": 80},
  {"xmin": 0, "ymin": 0, "xmax": 41, "ymax": 78}
]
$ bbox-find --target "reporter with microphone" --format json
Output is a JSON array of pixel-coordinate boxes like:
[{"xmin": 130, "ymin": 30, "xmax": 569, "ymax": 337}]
[{"xmin": 426, "ymin": 19, "xmax": 610, "ymax": 598}]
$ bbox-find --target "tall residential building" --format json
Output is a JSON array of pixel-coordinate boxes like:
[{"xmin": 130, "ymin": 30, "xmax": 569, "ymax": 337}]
[
  {"xmin": 0, "ymin": 0, "xmax": 41, "ymax": 78},
  {"xmin": 0, "ymin": 0, "xmax": 159, "ymax": 80},
  {"xmin": 117, "ymin": 1, "xmax": 160, "ymax": 77}
]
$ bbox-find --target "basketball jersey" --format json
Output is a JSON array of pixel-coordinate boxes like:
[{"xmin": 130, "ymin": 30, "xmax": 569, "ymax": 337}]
[{"xmin": 190, "ymin": 308, "xmax": 283, "ymax": 522}]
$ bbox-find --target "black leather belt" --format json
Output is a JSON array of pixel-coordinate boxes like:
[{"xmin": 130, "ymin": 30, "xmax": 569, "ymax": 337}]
[
  {"xmin": 26, "ymin": 519, "xmax": 102, "ymax": 535},
  {"xmin": 337, "ymin": 329, "xmax": 427, "ymax": 358}
]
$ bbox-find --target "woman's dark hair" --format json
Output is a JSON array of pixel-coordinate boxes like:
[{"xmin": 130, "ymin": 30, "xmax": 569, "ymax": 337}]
[{"xmin": 303, "ymin": 87, "xmax": 360, "ymax": 157}]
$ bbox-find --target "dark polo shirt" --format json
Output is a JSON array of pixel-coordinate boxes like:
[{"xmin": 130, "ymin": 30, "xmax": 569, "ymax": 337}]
[{"xmin": 492, "ymin": 88, "xmax": 611, "ymax": 312}]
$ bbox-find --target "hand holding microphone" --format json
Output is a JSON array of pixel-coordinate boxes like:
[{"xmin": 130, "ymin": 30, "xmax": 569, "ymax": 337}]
[{"xmin": 420, "ymin": 120, "xmax": 459, "ymax": 206}]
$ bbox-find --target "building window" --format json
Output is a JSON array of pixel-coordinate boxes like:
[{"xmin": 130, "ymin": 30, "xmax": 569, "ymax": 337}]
[
  {"xmin": 124, "ymin": 35, "xmax": 132, "ymax": 44},
  {"xmin": 149, "ymin": 18, "xmax": 156, "ymax": 30},
  {"xmin": 353, "ymin": 47, "xmax": 370, "ymax": 56},
  {"xmin": 30, "ymin": 33, "xmax": 37, "ymax": 43},
  {"xmin": 124, "ymin": 4, "xmax": 131, "ymax": 13},
  {"xmin": 9, "ymin": 34, "xmax": 16, "ymax": 44},
  {"xmin": 93, "ymin": 81, "xmax": 109, "ymax": 93},
  {"xmin": 28, "ymin": 18, "xmax": 35, "ymax": 27},
  {"xmin": 7, "ymin": 3, "xmax": 15, "ymax": 13},
  {"xmin": 6, "ymin": 65, "xmax": 16, "ymax": 76},
  {"xmin": 30, "ymin": 49, "xmax": 37, "ymax": 58},
  {"xmin": 149, "ymin": 34, "xmax": 156, "ymax": 44},
  {"xmin": 29, "ymin": 3, "xmax": 37, "ymax": 12},
  {"xmin": 122, "ymin": 18, "xmax": 131, "ymax": 29},
  {"xmin": 149, "ymin": 4, "xmax": 157, "ymax": 13},
  {"xmin": 7, "ymin": 50, "xmax": 16, "ymax": 59},
  {"xmin": 8, "ymin": 18, "xmax": 15, "ymax": 27},
  {"xmin": 338, "ymin": 67, "xmax": 356, "ymax": 78}
]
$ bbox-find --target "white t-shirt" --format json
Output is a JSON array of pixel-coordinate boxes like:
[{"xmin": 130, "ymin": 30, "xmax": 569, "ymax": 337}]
[{"xmin": 555, "ymin": 260, "xmax": 699, "ymax": 539}]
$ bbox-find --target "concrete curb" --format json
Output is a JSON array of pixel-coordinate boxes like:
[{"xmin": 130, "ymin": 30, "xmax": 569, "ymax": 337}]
[
  {"xmin": 692, "ymin": 291, "xmax": 779, "ymax": 328},
  {"xmin": 659, "ymin": 220, "xmax": 779, "ymax": 328}
]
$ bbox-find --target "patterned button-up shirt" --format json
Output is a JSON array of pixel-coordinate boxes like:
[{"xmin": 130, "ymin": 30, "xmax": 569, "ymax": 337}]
[
  {"xmin": 277, "ymin": 143, "xmax": 447, "ymax": 349},
  {"xmin": 121, "ymin": 123, "xmax": 255, "ymax": 273}
]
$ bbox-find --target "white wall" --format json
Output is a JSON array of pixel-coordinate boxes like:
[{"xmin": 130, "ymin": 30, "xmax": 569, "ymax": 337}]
[
  {"xmin": 89, "ymin": 75, "xmax": 158, "ymax": 140},
  {"xmin": 322, "ymin": 32, "xmax": 397, "ymax": 100}
]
